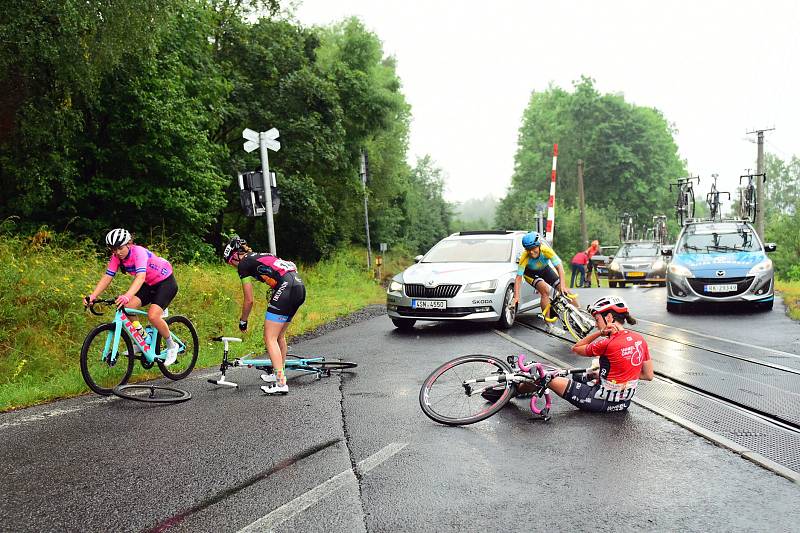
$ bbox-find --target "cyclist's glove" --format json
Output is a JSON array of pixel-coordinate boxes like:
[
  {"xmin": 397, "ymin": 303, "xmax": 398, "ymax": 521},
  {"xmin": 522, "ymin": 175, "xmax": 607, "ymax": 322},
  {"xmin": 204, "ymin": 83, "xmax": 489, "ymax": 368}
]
[{"xmin": 238, "ymin": 320, "xmax": 248, "ymax": 332}]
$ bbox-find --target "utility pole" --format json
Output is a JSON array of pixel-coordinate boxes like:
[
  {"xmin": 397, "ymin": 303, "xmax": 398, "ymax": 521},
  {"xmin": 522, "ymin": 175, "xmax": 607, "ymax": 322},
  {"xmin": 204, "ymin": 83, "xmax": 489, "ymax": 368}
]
[
  {"xmin": 577, "ymin": 159, "xmax": 588, "ymax": 248},
  {"xmin": 360, "ymin": 150, "xmax": 372, "ymax": 269},
  {"xmin": 746, "ymin": 127, "xmax": 775, "ymax": 239}
]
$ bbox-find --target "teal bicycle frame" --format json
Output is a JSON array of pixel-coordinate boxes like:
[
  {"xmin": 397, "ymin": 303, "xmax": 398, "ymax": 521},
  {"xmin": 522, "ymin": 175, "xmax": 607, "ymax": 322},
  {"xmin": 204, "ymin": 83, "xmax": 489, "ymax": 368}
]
[
  {"xmin": 208, "ymin": 337, "xmax": 357, "ymax": 389},
  {"xmin": 99, "ymin": 305, "xmax": 182, "ymax": 365}
]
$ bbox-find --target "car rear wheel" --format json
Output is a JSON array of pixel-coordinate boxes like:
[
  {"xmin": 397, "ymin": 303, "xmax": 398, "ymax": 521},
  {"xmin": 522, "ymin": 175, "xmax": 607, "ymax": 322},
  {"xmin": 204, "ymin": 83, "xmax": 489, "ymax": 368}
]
[
  {"xmin": 391, "ymin": 317, "xmax": 416, "ymax": 330},
  {"xmin": 609, "ymin": 281, "xmax": 618, "ymax": 288},
  {"xmin": 496, "ymin": 285, "xmax": 516, "ymax": 330}
]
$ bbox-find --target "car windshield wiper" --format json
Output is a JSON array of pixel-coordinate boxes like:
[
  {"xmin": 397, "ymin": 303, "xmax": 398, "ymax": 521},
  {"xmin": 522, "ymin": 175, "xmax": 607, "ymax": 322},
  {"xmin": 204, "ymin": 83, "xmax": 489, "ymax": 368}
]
[
  {"xmin": 681, "ymin": 245, "xmax": 704, "ymax": 252},
  {"xmin": 706, "ymin": 245, "xmax": 740, "ymax": 252}
]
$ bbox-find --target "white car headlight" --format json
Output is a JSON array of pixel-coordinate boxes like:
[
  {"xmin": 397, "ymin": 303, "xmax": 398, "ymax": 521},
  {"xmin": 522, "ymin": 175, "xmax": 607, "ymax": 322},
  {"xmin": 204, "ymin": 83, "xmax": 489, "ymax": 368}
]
[
  {"xmin": 609, "ymin": 260, "xmax": 620, "ymax": 271},
  {"xmin": 388, "ymin": 280, "xmax": 403, "ymax": 293},
  {"xmin": 464, "ymin": 279, "xmax": 498, "ymax": 293},
  {"xmin": 668, "ymin": 264, "xmax": 693, "ymax": 277},
  {"xmin": 747, "ymin": 259, "xmax": 773, "ymax": 276}
]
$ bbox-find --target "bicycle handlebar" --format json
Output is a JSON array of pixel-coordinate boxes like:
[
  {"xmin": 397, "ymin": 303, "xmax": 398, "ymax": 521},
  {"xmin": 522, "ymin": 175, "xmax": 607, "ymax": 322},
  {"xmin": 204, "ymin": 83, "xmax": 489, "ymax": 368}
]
[{"xmin": 85, "ymin": 298, "xmax": 118, "ymax": 316}]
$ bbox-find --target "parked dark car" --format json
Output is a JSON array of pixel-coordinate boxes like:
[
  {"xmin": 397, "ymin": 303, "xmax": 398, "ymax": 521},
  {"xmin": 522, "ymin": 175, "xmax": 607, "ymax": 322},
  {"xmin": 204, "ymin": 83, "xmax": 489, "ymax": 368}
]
[
  {"xmin": 607, "ymin": 241, "xmax": 668, "ymax": 287},
  {"xmin": 590, "ymin": 246, "xmax": 619, "ymax": 278}
]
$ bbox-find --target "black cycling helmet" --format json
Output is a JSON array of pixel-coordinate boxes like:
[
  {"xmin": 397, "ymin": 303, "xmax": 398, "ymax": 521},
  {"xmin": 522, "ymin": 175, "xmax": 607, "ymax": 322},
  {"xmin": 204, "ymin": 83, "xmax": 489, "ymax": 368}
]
[{"xmin": 223, "ymin": 235, "xmax": 247, "ymax": 263}]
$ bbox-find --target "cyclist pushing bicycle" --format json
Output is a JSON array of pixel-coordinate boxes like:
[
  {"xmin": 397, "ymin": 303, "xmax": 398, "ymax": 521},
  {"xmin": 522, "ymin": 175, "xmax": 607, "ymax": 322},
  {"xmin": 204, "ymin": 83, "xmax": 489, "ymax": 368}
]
[
  {"xmin": 223, "ymin": 235, "xmax": 306, "ymax": 395},
  {"xmin": 83, "ymin": 228, "xmax": 180, "ymax": 366},
  {"xmin": 512, "ymin": 231, "xmax": 575, "ymax": 320}
]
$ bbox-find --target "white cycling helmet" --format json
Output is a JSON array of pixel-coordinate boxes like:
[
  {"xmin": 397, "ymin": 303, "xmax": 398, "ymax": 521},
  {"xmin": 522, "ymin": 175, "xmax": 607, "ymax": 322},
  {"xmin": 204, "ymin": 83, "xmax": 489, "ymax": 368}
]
[
  {"xmin": 587, "ymin": 295, "xmax": 629, "ymax": 316},
  {"xmin": 105, "ymin": 228, "xmax": 132, "ymax": 248}
]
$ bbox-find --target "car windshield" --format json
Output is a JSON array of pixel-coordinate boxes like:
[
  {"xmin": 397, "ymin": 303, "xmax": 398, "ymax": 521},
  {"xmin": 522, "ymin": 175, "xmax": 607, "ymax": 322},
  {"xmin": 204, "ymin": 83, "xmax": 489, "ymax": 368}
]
[
  {"xmin": 615, "ymin": 243, "xmax": 660, "ymax": 258},
  {"xmin": 677, "ymin": 230, "xmax": 760, "ymax": 254},
  {"xmin": 423, "ymin": 238, "xmax": 514, "ymax": 263}
]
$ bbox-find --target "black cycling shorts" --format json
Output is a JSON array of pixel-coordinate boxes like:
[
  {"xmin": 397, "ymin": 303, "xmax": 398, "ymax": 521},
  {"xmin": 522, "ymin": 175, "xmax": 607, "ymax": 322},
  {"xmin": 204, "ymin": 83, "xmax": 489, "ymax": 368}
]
[
  {"xmin": 266, "ymin": 272, "xmax": 306, "ymax": 323},
  {"xmin": 134, "ymin": 274, "xmax": 178, "ymax": 310},
  {"xmin": 563, "ymin": 379, "xmax": 634, "ymax": 413},
  {"xmin": 524, "ymin": 265, "xmax": 560, "ymax": 290}
]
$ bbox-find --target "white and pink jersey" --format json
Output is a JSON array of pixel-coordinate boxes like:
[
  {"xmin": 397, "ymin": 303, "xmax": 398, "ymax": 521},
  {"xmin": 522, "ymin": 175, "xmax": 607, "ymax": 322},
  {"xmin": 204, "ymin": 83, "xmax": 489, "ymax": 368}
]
[{"xmin": 106, "ymin": 245, "xmax": 173, "ymax": 286}]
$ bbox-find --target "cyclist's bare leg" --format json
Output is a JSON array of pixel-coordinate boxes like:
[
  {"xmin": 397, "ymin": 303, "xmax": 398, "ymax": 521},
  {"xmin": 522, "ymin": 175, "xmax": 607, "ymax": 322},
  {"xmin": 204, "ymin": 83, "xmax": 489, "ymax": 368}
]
[
  {"xmin": 147, "ymin": 303, "xmax": 172, "ymax": 341},
  {"xmin": 535, "ymin": 280, "xmax": 552, "ymax": 318},
  {"xmin": 264, "ymin": 320, "xmax": 288, "ymax": 386}
]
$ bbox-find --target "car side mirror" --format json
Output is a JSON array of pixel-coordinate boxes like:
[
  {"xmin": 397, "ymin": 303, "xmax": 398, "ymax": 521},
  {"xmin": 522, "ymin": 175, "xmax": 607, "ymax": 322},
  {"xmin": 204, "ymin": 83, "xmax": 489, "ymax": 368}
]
[
  {"xmin": 662, "ymin": 248, "xmax": 673, "ymax": 257},
  {"xmin": 414, "ymin": 255, "xmax": 424, "ymax": 263},
  {"xmin": 764, "ymin": 243, "xmax": 777, "ymax": 252}
]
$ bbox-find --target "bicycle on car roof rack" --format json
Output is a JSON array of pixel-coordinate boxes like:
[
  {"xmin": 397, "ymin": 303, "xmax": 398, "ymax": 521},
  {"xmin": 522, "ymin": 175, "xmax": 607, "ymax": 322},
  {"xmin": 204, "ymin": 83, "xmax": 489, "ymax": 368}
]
[{"xmin": 670, "ymin": 175, "xmax": 699, "ymax": 226}]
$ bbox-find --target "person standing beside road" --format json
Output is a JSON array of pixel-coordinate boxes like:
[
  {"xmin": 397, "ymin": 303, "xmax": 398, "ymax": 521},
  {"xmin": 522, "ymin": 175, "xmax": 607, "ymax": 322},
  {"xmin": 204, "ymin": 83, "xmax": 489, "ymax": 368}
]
[
  {"xmin": 584, "ymin": 239, "xmax": 601, "ymax": 287},
  {"xmin": 511, "ymin": 231, "xmax": 574, "ymax": 319},
  {"xmin": 537, "ymin": 296, "xmax": 654, "ymax": 412},
  {"xmin": 569, "ymin": 250, "xmax": 589, "ymax": 288},
  {"xmin": 223, "ymin": 235, "xmax": 306, "ymax": 395}
]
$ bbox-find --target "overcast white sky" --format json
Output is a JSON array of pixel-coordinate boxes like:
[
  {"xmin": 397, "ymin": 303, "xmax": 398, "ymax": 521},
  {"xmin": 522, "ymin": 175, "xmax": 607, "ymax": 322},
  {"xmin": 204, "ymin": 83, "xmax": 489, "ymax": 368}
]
[{"xmin": 294, "ymin": 0, "xmax": 799, "ymax": 206}]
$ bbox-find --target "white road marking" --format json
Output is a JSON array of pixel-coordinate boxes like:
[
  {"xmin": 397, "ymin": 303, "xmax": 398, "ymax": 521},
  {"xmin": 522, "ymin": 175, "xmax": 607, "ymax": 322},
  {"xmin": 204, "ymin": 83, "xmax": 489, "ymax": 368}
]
[
  {"xmin": 0, "ymin": 398, "xmax": 110, "ymax": 430},
  {"xmin": 238, "ymin": 442, "xmax": 407, "ymax": 533},
  {"xmin": 636, "ymin": 318, "xmax": 800, "ymax": 360}
]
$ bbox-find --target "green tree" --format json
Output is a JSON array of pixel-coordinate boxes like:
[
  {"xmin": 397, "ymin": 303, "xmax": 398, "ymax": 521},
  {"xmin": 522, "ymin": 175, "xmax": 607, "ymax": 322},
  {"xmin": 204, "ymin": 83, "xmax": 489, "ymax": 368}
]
[{"xmin": 497, "ymin": 77, "xmax": 686, "ymax": 241}]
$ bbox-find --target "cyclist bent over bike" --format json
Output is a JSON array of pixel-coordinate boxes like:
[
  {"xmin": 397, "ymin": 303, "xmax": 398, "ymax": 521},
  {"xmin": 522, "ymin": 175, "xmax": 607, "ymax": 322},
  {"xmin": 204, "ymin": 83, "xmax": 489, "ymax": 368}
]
[
  {"xmin": 547, "ymin": 296, "xmax": 654, "ymax": 412},
  {"xmin": 223, "ymin": 236, "xmax": 306, "ymax": 395},
  {"xmin": 512, "ymin": 231, "xmax": 574, "ymax": 318}
]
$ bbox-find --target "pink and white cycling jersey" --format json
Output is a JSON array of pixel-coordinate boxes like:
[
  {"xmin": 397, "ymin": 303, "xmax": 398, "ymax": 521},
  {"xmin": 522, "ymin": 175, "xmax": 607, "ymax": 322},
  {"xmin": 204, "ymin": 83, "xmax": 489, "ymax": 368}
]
[{"xmin": 106, "ymin": 245, "xmax": 173, "ymax": 286}]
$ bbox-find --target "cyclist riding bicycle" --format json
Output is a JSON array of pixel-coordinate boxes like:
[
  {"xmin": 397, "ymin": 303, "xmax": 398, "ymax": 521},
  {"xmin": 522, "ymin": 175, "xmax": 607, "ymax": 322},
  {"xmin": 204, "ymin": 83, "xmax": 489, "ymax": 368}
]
[
  {"xmin": 549, "ymin": 295, "xmax": 654, "ymax": 412},
  {"xmin": 511, "ymin": 231, "xmax": 573, "ymax": 319},
  {"xmin": 83, "ymin": 228, "xmax": 180, "ymax": 365},
  {"xmin": 223, "ymin": 235, "xmax": 306, "ymax": 395}
]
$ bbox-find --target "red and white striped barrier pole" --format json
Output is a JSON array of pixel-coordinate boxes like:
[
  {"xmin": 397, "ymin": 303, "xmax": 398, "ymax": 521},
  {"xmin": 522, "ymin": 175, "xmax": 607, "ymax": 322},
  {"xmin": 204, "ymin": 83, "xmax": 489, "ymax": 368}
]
[{"xmin": 545, "ymin": 143, "xmax": 558, "ymax": 243}]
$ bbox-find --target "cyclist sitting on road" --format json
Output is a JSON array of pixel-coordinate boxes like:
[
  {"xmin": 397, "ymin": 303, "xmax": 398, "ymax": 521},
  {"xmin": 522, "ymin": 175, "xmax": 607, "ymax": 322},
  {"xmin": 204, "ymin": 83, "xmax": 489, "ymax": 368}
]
[
  {"xmin": 511, "ymin": 231, "xmax": 574, "ymax": 319},
  {"xmin": 540, "ymin": 296, "xmax": 654, "ymax": 412},
  {"xmin": 223, "ymin": 235, "xmax": 306, "ymax": 395},
  {"xmin": 83, "ymin": 228, "xmax": 180, "ymax": 365}
]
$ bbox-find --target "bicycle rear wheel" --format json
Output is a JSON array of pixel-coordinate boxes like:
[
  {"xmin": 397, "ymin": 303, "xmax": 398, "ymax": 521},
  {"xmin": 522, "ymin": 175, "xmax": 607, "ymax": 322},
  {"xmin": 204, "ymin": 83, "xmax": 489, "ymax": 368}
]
[
  {"xmin": 112, "ymin": 384, "xmax": 191, "ymax": 404},
  {"xmin": 304, "ymin": 361, "xmax": 358, "ymax": 373},
  {"xmin": 419, "ymin": 354, "xmax": 514, "ymax": 426},
  {"xmin": 80, "ymin": 323, "xmax": 135, "ymax": 395},
  {"xmin": 686, "ymin": 189, "xmax": 696, "ymax": 219},
  {"xmin": 156, "ymin": 315, "xmax": 199, "ymax": 380}
]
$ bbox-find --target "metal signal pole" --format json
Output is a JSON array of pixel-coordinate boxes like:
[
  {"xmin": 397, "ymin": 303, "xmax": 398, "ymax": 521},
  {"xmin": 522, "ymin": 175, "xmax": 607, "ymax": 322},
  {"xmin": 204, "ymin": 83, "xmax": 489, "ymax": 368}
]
[
  {"xmin": 746, "ymin": 127, "xmax": 774, "ymax": 239},
  {"xmin": 360, "ymin": 150, "xmax": 372, "ymax": 269},
  {"xmin": 577, "ymin": 159, "xmax": 588, "ymax": 248}
]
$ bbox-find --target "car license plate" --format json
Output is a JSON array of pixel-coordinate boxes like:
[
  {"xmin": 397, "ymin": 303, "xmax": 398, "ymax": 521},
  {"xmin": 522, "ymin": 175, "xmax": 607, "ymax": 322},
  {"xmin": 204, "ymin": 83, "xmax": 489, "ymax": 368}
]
[
  {"xmin": 412, "ymin": 299, "xmax": 446, "ymax": 309},
  {"xmin": 704, "ymin": 283, "xmax": 737, "ymax": 293},
  {"xmin": 627, "ymin": 272, "xmax": 645, "ymax": 278}
]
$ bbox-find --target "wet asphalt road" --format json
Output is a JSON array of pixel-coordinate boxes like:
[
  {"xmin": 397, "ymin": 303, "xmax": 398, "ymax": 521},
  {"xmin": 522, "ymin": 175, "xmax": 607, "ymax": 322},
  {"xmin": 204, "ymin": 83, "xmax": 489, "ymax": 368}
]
[{"xmin": 2, "ymin": 287, "xmax": 800, "ymax": 532}]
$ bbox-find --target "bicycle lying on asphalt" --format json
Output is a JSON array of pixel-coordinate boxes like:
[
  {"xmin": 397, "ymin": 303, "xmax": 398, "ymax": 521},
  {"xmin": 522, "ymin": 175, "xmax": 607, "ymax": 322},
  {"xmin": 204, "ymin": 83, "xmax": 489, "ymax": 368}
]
[
  {"xmin": 419, "ymin": 353, "xmax": 598, "ymax": 425},
  {"xmin": 207, "ymin": 336, "xmax": 357, "ymax": 389},
  {"xmin": 80, "ymin": 298, "xmax": 199, "ymax": 395}
]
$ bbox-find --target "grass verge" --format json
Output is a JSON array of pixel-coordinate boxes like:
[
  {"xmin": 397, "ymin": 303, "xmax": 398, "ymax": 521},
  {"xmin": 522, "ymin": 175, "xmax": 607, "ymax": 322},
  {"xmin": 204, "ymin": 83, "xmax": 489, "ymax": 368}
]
[
  {"xmin": 775, "ymin": 279, "xmax": 800, "ymax": 320},
  {"xmin": 0, "ymin": 237, "xmax": 405, "ymax": 412}
]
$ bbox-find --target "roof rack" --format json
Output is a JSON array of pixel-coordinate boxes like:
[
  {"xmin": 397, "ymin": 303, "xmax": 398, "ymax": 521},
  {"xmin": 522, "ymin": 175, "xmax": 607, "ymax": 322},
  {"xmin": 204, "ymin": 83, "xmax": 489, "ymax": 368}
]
[
  {"xmin": 684, "ymin": 217, "xmax": 752, "ymax": 225},
  {"xmin": 456, "ymin": 230, "xmax": 516, "ymax": 236}
]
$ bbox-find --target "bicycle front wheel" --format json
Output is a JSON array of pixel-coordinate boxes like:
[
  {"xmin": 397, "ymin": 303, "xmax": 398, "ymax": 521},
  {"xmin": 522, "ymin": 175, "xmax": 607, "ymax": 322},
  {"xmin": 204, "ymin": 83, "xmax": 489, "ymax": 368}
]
[
  {"xmin": 80, "ymin": 323, "xmax": 135, "ymax": 395},
  {"xmin": 562, "ymin": 306, "xmax": 594, "ymax": 341},
  {"xmin": 156, "ymin": 315, "xmax": 199, "ymax": 380},
  {"xmin": 304, "ymin": 360, "xmax": 358, "ymax": 372},
  {"xmin": 419, "ymin": 355, "xmax": 514, "ymax": 426}
]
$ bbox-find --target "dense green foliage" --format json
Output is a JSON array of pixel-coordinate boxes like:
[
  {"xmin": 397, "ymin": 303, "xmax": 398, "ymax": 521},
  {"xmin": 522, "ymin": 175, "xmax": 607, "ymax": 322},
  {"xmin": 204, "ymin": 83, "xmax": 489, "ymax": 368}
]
[
  {"xmin": 496, "ymin": 77, "xmax": 687, "ymax": 254},
  {"xmin": 763, "ymin": 153, "xmax": 800, "ymax": 280},
  {"xmin": 0, "ymin": 1, "xmax": 452, "ymax": 261}
]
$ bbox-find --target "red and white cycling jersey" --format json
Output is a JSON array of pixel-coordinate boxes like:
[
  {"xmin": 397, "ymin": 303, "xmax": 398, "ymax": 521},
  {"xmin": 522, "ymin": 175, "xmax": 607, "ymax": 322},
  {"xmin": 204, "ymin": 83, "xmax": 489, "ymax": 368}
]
[{"xmin": 584, "ymin": 329, "xmax": 650, "ymax": 390}]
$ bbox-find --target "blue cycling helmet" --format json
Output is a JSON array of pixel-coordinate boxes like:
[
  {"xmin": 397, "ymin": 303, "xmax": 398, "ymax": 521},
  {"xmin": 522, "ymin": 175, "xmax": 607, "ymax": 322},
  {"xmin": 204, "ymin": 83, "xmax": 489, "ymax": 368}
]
[{"xmin": 522, "ymin": 231, "xmax": 542, "ymax": 250}]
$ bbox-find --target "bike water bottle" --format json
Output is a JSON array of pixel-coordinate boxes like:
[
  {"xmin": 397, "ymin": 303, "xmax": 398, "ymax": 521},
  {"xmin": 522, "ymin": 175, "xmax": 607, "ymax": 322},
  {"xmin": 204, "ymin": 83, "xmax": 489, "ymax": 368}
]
[{"xmin": 132, "ymin": 321, "xmax": 146, "ymax": 340}]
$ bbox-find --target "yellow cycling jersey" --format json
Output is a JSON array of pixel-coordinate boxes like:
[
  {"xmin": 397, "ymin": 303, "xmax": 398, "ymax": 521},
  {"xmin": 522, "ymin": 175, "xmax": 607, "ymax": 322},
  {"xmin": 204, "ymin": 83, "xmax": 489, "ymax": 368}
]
[{"xmin": 517, "ymin": 242, "xmax": 561, "ymax": 275}]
